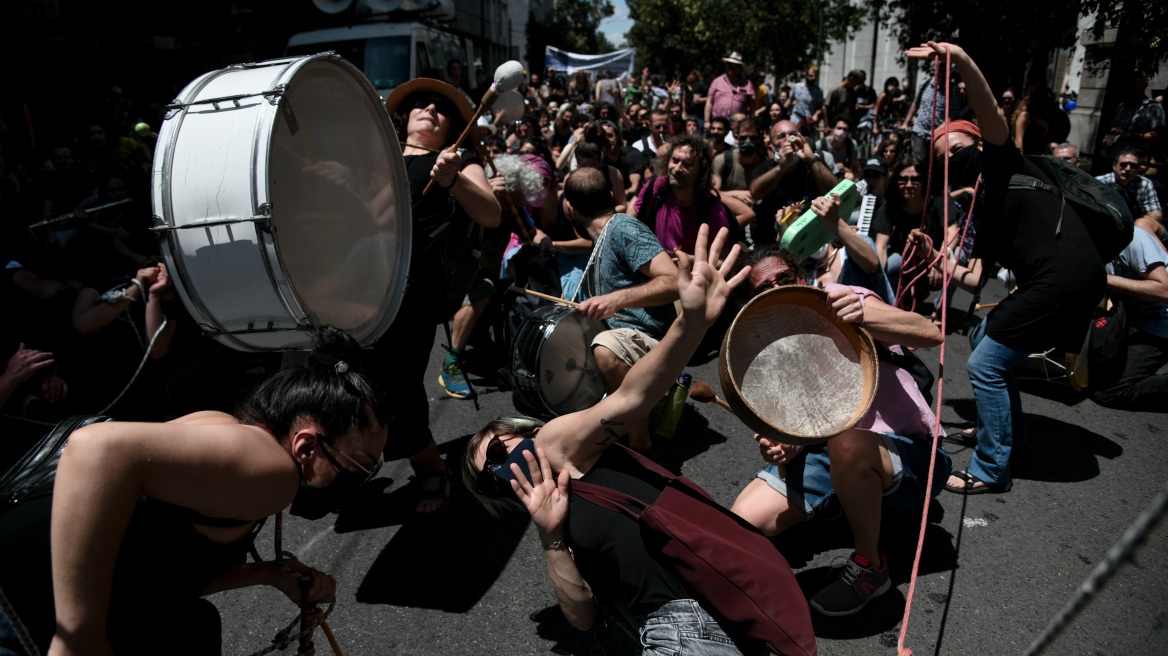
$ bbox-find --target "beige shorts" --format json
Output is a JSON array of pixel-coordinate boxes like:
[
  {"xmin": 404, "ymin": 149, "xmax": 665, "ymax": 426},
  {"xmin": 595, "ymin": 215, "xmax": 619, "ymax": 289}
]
[{"xmin": 591, "ymin": 328, "xmax": 660, "ymax": 367}]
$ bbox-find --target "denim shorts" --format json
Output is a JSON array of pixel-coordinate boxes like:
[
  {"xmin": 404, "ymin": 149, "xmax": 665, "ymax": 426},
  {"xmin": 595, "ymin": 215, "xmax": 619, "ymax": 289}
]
[
  {"xmin": 757, "ymin": 432, "xmax": 952, "ymax": 520},
  {"xmin": 639, "ymin": 599, "xmax": 748, "ymax": 655}
]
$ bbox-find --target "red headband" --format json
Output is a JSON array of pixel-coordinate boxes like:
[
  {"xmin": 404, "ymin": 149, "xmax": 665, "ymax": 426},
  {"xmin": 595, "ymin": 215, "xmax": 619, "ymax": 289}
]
[{"xmin": 932, "ymin": 120, "xmax": 982, "ymax": 147}]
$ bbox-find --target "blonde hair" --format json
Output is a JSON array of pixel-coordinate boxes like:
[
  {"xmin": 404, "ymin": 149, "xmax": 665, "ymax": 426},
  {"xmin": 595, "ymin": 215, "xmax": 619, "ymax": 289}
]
[{"xmin": 461, "ymin": 417, "xmax": 545, "ymax": 517}]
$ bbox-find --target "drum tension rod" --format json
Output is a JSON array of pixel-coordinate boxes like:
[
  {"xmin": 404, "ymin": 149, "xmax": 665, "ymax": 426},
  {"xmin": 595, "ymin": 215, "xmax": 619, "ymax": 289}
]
[
  {"xmin": 164, "ymin": 86, "xmax": 286, "ymax": 112},
  {"xmin": 151, "ymin": 215, "xmax": 273, "ymax": 232},
  {"xmin": 198, "ymin": 322, "xmax": 310, "ymax": 337}
]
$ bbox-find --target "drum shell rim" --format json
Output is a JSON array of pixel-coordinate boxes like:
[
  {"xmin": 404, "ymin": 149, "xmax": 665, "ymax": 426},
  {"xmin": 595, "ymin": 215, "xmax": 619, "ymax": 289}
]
[
  {"xmin": 718, "ymin": 285, "xmax": 879, "ymax": 446},
  {"xmin": 152, "ymin": 53, "xmax": 412, "ymax": 351},
  {"xmin": 510, "ymin": 304, "xmax": 606, "ymax": 418}
]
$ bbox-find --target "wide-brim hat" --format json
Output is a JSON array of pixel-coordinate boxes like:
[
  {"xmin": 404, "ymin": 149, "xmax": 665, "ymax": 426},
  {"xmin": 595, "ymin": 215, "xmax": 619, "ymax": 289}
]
[
  {"xmin": 723, "ymin": 52, "xmax": 745, "ymax": 66},
  {"xmin": 384, "ymin": 78, "xmax": 475, "ymax": 126},
  {"xmin": 476, "ymin": 115, "xmax": 497, "ymax": 136}
]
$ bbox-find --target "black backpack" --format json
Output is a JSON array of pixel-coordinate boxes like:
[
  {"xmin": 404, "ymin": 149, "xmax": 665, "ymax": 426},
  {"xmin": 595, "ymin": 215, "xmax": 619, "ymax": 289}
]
[{"xmin": 1008, "ymin": 155, "xmax": 1134, "ymax": 262}]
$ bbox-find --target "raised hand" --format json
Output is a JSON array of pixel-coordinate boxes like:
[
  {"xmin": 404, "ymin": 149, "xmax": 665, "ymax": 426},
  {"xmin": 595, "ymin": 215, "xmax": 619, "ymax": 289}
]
[
  {"xmin": 905, "ymin": 41, "xmax": 966, "ymax": 63},
  {"xmin": 510, "ymin": 446, "xmax": 570, "ymax": 540},
  {"xmin": 675, "ymin": 225, "xmax": 751, "ymax": 326},
  {"xmin": 431, "ymin": 147, "xmax": 463, "ymax": 188},
  {"xmin": 810, "ymin": 193, "xmax": 842, "ymax": 227}
]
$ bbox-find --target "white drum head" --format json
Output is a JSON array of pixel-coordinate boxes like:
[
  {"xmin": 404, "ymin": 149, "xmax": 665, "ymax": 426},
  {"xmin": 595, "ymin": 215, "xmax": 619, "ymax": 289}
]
[{"xmin": 536, "ymin": 311, "xmax": 606, "ymax": 415}]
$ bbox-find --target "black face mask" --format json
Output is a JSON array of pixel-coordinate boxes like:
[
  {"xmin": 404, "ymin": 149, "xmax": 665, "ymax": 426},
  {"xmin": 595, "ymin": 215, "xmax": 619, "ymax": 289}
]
[
  {"xmin": 936, "ymin": 147, "xmax": 982, "ymax": 189},
  {"xmin": 738, "ymin": 137, "xmax": 759, "ymax": 156},
  {"xmin": 289, "ymin": 462, "xmax": 367, "ymax": 520}
]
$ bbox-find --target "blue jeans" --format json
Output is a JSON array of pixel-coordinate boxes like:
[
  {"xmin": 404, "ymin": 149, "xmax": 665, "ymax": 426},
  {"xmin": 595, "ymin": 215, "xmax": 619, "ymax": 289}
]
[
  {"xmin": 966, "ymin": 319, "xmax": 1032, "ymax": 486},
  {"xmin": 639, "ymin": 599, "xmax": 747, "ymax": 655}
]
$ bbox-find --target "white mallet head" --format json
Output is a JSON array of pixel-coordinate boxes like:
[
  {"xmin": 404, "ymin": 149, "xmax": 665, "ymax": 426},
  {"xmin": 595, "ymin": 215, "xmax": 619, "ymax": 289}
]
[{"xmin": 493, "ymin": 61, "xmax": 527, "ymax": 94}]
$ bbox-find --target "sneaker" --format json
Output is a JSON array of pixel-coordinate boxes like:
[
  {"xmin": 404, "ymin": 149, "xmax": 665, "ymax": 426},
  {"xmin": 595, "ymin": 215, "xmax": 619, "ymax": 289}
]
[
  {"xmin": 809, "ymin": 552, "xmax": 891, "ymax": 616},
  {"xmin": 438, "ymin": 361, "xmax": 472, "ymax": 399}
]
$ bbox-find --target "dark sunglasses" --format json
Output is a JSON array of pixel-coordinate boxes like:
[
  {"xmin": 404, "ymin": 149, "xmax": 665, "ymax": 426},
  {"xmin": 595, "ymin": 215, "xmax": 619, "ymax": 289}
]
[
  {"xmin": 407, "ymin": 94, "xmax": 457, "ymax": 118},
  {"xmin": 898, "ymin": 174, "xmax": 923, "ymax": 184},
  {"xmin": 1116, "ymin": 161, "xmax": 1139, "ymax": 169},
  {"xmin": 475, "ymin": 435, "xmax": 511, "ymax": 496},
  {"xmin": 319, "ymin": 441, "xmax": 383, "ymax": 485}
]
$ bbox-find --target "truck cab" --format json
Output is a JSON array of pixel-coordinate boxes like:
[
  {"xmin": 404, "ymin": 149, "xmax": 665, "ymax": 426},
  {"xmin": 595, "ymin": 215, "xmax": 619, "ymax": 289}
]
[{"xmin": 286, "ymin": 21, "xmax": 468, "ymax": 99}]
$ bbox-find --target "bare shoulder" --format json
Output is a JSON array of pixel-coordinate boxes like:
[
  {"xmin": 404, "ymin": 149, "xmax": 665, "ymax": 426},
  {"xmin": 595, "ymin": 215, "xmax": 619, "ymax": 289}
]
[{"xmin": 167, "ymin": 410, "xmax": 239, "ymax": 426}]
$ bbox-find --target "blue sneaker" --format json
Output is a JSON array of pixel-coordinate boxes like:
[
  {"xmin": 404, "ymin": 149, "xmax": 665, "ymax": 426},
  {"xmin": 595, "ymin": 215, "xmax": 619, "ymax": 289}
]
[{"xmin": 438, "ymin": 361, "xmax": 472, "ymax": 399}]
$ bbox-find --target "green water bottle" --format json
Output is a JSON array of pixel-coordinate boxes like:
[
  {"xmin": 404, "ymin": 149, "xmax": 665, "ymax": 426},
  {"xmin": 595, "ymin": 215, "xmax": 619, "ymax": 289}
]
[{"xmin": 655, "ymin": 373, "xmax": 693, "ymax": 439}]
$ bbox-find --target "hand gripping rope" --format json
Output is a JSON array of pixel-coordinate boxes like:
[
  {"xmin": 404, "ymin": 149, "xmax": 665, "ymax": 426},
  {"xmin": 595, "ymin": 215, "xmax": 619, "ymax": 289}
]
[{"xmin": 246, "ymin": 512, "xmax": 344, "ymax": 656}]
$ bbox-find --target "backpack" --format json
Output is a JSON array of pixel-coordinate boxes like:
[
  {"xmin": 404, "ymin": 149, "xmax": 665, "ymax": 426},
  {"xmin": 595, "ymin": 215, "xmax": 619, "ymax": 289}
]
[
  {"xmin": 1, "ymin": 415, "xmax": 112, "ymax": 507},
  {"xmin": 1008, "ymin": 155, "xmax": 1134, "ymax": 262}
]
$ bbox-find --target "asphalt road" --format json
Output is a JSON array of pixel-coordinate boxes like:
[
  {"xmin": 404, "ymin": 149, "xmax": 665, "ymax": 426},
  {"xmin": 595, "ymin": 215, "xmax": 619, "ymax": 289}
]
[{"xmin": 213, "ymin": 279, "xmax": 1168, "ymax": 656}]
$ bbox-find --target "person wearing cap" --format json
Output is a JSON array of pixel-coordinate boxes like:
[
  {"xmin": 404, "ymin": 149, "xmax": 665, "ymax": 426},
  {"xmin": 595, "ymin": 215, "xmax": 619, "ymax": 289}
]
[
  {"xmin": 370, "ymin": 78, "xmax": 500, "ymax": 513},
  {"xmin": 859, "ymin": 155, "xmax": 890, "ymax": 200},
  {"xmin": 705, "ymin": 52, "xmax": 755, "ymax": 126}
]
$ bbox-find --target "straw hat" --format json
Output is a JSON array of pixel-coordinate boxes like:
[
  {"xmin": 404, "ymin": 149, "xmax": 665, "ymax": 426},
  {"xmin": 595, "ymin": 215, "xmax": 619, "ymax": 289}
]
[
  {"xmin": 723, "ymin": 52, "xmax": 746, "ymax": 66},
  {"xmin": 383, "ymin": 78, "xmax": 475, "ymax": 126}
]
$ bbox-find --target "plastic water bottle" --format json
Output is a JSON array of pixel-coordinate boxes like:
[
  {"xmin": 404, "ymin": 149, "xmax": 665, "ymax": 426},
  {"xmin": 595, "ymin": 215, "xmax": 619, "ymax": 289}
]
[{"xmin": 655, "ymin": 373, "xmax": 693, "ymax": 439}]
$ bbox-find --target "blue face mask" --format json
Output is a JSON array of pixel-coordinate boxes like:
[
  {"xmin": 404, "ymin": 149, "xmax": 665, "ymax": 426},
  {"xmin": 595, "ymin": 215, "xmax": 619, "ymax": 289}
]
[
  {"xmin": 489, "ymin": 438, "xmax": 538, "ymax": 488},
  {"xmin": 477, "ymin": 437, "xmax": 539, "ymax": 499}
]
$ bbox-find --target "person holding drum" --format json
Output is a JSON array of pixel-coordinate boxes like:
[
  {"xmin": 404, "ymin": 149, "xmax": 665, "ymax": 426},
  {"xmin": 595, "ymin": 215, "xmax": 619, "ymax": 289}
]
[
  {"xmin": 372, "ymin": 78, "xmax": 500, "ymax": 513},
  {"xmin": 0, "ymin": 326, "xmax": 387, "ymax": 655},
  {"xmin": 565, "ymin": 167, "xmax": 681, "ymax": 450},
  {"xmin": 462, "ymin": 225, "xmax": 779, "ymax": 655},
  {"xmin": 904, "ymin": 42, "xmax": 1105, "ymax": 495},
  {"xmin": 728, "ymin": 235, "xmax": 952, "ymax": 617}
]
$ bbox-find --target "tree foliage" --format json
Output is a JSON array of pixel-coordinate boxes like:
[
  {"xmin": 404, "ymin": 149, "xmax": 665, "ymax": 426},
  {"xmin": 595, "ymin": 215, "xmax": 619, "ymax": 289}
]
[
  {"xmin": 1081, "ymin": 0, "xmax": 1168, "ymax": 74},
  {"xmin": 625, "ymin": 0, "xmax": 865, "ymax": 81},
  {"xmin": 527, "ymin": 0, "xmax": 616, "ymax": 75}
]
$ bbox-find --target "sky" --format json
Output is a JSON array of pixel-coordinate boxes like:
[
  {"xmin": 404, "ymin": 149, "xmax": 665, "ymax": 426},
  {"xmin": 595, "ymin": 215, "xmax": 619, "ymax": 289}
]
[{"xmin": 598, "ymin": 0, "xmax": 632, "ymax": 48}]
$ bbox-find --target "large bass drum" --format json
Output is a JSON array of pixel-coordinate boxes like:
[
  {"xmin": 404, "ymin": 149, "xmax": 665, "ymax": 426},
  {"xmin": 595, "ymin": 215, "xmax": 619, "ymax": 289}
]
[
  {"xmin": 152, "ymin": 53, "xmax": 411, "ymax": 351},
  {"xmin": 510, "ymin": 305, "xmax": 608, "ymax": 419}
]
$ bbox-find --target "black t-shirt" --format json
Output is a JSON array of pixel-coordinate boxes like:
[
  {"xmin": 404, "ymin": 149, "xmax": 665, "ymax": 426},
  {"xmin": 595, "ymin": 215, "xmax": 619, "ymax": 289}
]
[
  {"xmin": 403, "ymin": 151, "xmax": 481, "ymax": 301},
  {"xmin": 606, "ymin": 146, "xmax": 646, "ymax": 191},
  {"xmin": 975, "ymin": 141, "xmax": 1106, "ymax": 351},
  {"xmin": 869, "ymin": 196, "xmax": 956, "ymax": 258},
  {"xmin": 568, "ymin": 448, "xmax": 690, "ymax": 617}
]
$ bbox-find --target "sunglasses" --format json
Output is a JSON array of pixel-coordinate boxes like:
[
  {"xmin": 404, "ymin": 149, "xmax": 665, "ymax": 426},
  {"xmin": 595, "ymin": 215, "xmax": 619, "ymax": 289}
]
[
  {"xmin": 319, "ymin": 441, "xmax": 383, "ymax": 485},
  {"xmin": 475, "ymin": 435, "xmax": 511, "ymax": 496},
  {"xmin": 1116, "ymin": 161, "xmax": 1139, "ymax": 169},
  {"xmin": 898, "ymin": 175, "xmax": 923, "ymax": 185},
  {"xmin": 774, "ymin": 131, "xmax": 798, "ymax": 140},
  {"xmin": 407, "ymin": 94, "xmax": 457, "ymax": 118}
]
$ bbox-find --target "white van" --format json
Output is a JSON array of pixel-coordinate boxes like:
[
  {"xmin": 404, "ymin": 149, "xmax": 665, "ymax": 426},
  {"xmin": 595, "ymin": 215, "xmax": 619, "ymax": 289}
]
[{"xmin": 286, "ymin": 22, "xmax": 469, "ymax": 99}]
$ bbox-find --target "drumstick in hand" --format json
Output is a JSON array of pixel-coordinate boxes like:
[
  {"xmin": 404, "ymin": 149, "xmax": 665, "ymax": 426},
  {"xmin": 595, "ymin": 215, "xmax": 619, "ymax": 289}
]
[{"xmin": 510, "ymin": 286, "xmax": 633, "ymax": 322}]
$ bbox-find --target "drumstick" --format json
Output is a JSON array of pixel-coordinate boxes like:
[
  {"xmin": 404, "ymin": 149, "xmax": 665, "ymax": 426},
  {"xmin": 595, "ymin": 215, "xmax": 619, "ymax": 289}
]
[
  {"xmin": 421, "ymin": 61, "xmax": 526, "ymax": 199},
  {"xmin": 481, "ymin": 149, "xmax": 533, "ymax": 245},
  {"xmin": 976, "ymin": 302, "xmax": 998, "ymax": 310},
  {"xmin": 510, "ymin": 286, "xmax": 633, "ymax": 323}
]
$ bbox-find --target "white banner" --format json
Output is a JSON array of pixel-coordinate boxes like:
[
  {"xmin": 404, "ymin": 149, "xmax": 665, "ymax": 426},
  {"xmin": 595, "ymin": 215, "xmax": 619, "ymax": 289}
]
[{"xmin": 544, "ymin": 46, "xmax": 636, "ymax": 78}]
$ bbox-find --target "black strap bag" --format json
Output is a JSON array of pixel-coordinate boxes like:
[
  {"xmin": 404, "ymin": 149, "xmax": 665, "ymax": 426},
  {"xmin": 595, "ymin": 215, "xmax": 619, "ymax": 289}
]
[{"xmin": 0, "ymin": 415, "xmax": 113, "ymax": 509}]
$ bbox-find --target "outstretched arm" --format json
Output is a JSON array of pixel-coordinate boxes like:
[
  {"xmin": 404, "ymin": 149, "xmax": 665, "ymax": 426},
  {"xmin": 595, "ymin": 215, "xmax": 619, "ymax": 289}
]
[
  {"xmin": 541, "ymin": 226, "xmax": 750, "ymax": 467},
  {"xmin": 906, "ymin": 42, "xmax": 1008, "ymax": 147}
]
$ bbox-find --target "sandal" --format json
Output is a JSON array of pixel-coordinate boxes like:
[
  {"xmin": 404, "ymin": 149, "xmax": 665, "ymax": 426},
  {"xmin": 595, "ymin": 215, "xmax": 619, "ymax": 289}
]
[
  {"xmin": 411, "ymin": 463, "xmax": 452, "ymax": 514},
  {"xmin": 944, "ymin": 469, "xmax": 1011, "ymax": 495}
]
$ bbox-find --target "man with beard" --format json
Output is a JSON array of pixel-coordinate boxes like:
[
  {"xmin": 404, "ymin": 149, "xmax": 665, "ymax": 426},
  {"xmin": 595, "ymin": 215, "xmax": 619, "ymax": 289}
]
[
  {"xmin": 1097, "ymin": 148, "xmax": 1163, "ymax": 243},
  {"xmin": 713, "ymin": 118, "xmax": 776, "ymax": 246},
  {"xmin": 791, "ymin": 66, "xmax": 825, "ymax": 136},
  {"xmin": 565, "ymin": 167, "xmax": 680, "ymax": 449},
  {"xmin": 630, "ymin": 134, "xmax": 740, "ymax": 257}
]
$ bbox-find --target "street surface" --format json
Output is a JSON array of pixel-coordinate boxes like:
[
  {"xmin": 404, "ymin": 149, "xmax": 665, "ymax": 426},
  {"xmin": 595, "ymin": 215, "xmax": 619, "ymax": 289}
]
[{"xmin": 213, "ymin": 280, "xmax": 1168, "ymax": 655}]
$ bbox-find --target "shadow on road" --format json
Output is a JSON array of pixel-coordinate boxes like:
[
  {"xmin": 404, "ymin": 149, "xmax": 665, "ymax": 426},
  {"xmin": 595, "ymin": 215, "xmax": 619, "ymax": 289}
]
[{"xmin": 346, "ymin": 436, "xmax": 532, "ymax": 612}]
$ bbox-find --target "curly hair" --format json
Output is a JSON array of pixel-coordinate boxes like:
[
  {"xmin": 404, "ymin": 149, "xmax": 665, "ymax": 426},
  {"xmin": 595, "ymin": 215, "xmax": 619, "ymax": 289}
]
[{"xmin": 654, "ymin": 134, "xmax": 715, "ymax": 196}]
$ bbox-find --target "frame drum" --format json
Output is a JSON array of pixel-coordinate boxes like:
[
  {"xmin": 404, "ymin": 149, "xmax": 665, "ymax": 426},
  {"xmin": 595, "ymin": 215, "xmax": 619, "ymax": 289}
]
[
  {"xmin": 719, "ymin": 286, "xmax": 879, "ymax": 446},
  {"xmin": 152, "ymin": 53, "xmax": 411, "ymax": 351}
]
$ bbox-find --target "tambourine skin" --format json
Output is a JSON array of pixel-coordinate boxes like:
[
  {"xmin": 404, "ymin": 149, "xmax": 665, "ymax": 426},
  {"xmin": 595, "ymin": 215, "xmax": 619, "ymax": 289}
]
[{"xmin": 719, "ymin": 286, "xmax": 879, "ymax": 446}]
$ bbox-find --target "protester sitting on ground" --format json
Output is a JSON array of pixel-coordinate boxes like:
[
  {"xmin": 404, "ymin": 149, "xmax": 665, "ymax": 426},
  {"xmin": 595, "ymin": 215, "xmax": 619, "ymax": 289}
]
[
  {"xmin": 705, "ymin": 116, "xmax": 733, "ymax": 158},
  {"xmin": 713, "ymin": 117, "xmax": 771, "ymax": 246},
  {"xmin": 750, "ymin": 120, "xmax": 840, "ymax": 230},
  {"xmin": 1097, "ymin": 148, "xmax": 1164, "ymax": 245},
  {"xmin": 815, "ymin": 118, "xmax": 862, "ymax": 180},
  {"xmin": 563, "ymin": 167, "xmax": 679, "ymax": 450},
  {"xmin": 730, "ymin": 243, "xmax": 950, "ymax": 617},
  {"xmin": 870, "ymin": 157, "xmax": 959, "ymax": 304},
  {"xmin": 787, "ymin": 192, "xmax": 895, "ymax": 304},
  {"xmin": 1089, "ymin": 192, "xmax": 1168, "ymax": 411},
  {"xmin": 630, "ymin": 134, "xmax": 744, "ymax": 257},
  {"xmin": 463, "ymin": 226, "xmax": 792, "ymax": 655},
  {"xmin": 1052, "ymin": 142, "xmax": 1082, "ymax": 167},
  {"xmin": 0, "ymin": 326, "xmax": 387, "ymax": 656},
  {"xmin": 905, "ymin": 42, "xmax": 1105, "ymax": 496}
]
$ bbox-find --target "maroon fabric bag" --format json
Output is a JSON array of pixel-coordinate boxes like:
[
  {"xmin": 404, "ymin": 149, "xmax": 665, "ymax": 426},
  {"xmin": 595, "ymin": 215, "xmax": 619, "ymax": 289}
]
[{"xmin": 572, "ymin": 445, "xmax": 816, "ymax": 656}]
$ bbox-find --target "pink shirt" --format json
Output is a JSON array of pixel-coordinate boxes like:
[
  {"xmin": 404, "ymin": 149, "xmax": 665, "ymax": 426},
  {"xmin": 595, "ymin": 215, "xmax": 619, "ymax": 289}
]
[
  {"xmin": 634, "ymin": 177, "xmax": 734, "ymax": 253},
  {"xmin": 707, "ymin": 73, "xmax": 755, "ymax": 119},
  {"xmin": 825, "ymin": 284, "xmax": 937, "ymax": 441}
]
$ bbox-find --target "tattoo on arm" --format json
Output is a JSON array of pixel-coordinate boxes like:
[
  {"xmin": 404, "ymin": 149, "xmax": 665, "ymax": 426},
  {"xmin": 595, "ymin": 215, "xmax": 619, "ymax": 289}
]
[{"xmin": 596, "ymin": 418, "xmax": 627, "ymax": 446}]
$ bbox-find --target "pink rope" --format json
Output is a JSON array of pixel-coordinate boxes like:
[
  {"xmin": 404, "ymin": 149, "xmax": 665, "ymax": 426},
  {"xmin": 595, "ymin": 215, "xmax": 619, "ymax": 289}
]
[{"xmin": 896, "ymin": 46, "xmax": 952, "ymax": 656}]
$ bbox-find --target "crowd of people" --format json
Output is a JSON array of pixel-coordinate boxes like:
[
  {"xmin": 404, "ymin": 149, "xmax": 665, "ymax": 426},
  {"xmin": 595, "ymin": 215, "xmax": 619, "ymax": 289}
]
[{"xmin": 0, "ymin": 40, "xmax": 1165, "ymax": 655}]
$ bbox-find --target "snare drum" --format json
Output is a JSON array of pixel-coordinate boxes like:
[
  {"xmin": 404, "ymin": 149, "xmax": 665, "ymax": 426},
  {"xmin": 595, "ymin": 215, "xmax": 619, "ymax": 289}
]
[
  {"xmin": 152, "ymin": 53, "xmax": 411, "ymax": 351},
  {"xmin": 719, "ymin": 286, "xmax": 880, "ymax": 446},
  {"xmin": 510, "ymin": 305, "xmax": 608, "ymax": 418}
]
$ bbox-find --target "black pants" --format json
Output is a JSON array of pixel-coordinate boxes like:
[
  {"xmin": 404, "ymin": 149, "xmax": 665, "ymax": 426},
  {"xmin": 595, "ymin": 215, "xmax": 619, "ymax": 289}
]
[
  {"xmin": 368, "ymin": 290, "xmax": 440, "ymax": 461},
  {"xmin": 1091, "ymin": 330, "xmax": 1168, "ymax": 411}
]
